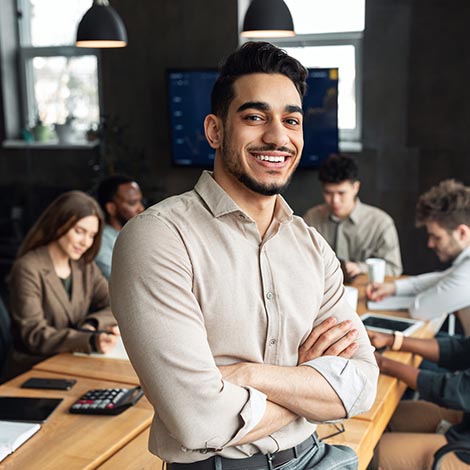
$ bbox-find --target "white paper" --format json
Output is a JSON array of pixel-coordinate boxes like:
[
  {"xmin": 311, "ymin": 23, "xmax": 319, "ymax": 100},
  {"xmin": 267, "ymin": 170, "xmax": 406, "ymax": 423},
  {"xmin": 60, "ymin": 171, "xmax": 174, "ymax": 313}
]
[
  {"xmin": 0, "ymin": 421, "xmax": 41, "ymax": 462},
  {"xmin": 74, "ymin": 335, "xmax": 129, "ymax": 360},
  {"xmin": 367, "ymin": 295, "xmax": 414, "ymax": 311}
]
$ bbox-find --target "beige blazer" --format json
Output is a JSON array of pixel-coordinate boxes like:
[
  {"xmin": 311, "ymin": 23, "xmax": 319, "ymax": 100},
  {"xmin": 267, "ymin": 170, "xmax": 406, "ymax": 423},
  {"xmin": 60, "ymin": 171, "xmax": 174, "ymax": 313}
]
[{"xmin": 4, "ymin": 245, "xmax": 116, "ymax": 378}]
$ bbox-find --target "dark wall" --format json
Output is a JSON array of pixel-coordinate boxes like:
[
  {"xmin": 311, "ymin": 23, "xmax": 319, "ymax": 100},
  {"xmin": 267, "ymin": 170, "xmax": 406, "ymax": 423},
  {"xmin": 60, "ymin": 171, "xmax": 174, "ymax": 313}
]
[
  {"xmin": 1, "ymin": 0, "xmax": 469, "ymax": 276},
  {"xmin": 99, "ymin": 0, "xmax": 239, "ymax": 202}
]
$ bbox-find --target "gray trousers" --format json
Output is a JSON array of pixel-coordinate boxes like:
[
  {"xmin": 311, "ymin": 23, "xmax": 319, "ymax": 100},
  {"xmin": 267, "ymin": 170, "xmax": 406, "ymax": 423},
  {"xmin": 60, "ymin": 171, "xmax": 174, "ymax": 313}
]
[{"xmin": 211, "ymin": 441, "xmax": 358, "ymax": 470}]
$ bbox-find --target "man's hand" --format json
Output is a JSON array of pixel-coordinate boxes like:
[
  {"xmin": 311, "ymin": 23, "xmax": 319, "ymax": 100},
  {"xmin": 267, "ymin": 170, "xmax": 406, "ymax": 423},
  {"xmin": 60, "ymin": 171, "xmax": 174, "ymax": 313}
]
[
  {"xmin": 367, "ymin": 330, "xmax": 393, "ymax": 350},
  {"xmin": 298, "ymin": 317, "xmax": 358, "ymax": 364},
  {"xmin": 365, "ymin": 281, "xmax": 396, "ymax": 301},
  {"xmin": 345, "ymin": 261, "xmax": 362, "ymax": 278}
]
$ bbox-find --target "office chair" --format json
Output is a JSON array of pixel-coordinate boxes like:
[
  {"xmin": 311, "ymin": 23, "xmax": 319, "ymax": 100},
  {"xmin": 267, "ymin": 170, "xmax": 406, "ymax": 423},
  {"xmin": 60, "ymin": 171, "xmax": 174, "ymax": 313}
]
[
  {"xmin": 0, "ymin": 293, "xmax": 11, "ymax": 371},
  {"xmin": 432, "ymin": 441, "xmax": 470, "ymax": 470}
]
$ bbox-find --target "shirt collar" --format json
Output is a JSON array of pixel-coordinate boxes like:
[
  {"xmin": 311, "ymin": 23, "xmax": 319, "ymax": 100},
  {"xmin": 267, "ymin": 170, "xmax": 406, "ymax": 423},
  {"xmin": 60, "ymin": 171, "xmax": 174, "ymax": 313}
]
[
  {"xmin": 453, "ymin": 246, "xmax": 470, "ymax": 266},
  {"xmin": 194, "ymin": 170, "xmax": 293, "ymax": 224}
]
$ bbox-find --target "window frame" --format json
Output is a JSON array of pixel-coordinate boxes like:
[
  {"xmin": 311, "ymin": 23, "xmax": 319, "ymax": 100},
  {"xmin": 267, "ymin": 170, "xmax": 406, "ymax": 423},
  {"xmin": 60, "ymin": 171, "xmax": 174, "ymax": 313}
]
[
  {"xmin": 269, "ymin": 32, "xmax": 363, "ymax": 145},
  {"xmin": 16, "ymin": 0, "xmax": 102, "ymax": 133}
]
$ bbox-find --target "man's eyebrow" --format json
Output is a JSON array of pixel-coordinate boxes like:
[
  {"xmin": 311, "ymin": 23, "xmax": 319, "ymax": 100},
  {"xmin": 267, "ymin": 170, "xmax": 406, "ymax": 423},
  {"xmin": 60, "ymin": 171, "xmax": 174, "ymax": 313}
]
[
  {"xmin": 286, "ymin": 105, "xmax": 303, "ymax": 115},
  {"xmin": 236, "ymin": 102, "xmax": 304, "ymax": 115},
  {"xmin": 237, "ymin": 101, "xmax": 270, "ymax": 113}
]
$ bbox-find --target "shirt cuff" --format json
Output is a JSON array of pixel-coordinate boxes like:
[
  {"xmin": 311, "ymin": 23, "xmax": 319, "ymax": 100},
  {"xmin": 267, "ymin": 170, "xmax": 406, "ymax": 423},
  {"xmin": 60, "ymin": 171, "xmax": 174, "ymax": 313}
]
[
  {"xmin": 417, "ymin": 370, "xmax": 442, "ymax": 403},
  {"xmin": 223, "ymin": 386, "xmax": 267, "ymax": 447},
  {"xmin": 301, "ymin": 356, "xmax": 367, "ymax": 419},
  {"xmin": 395, "ymin": 278, "xmax": 415, "ymax": 296}
]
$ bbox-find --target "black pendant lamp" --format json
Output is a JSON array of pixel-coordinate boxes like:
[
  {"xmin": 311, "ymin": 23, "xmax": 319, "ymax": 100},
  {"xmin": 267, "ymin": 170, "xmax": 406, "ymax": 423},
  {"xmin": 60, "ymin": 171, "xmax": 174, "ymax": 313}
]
[
  {"xmin": 76, "ymin": 0, "xmax": 127, "ymax": 48},
  {"xmin": 241, "ymin": 0, "xmax": 295, "ymax": 38}
]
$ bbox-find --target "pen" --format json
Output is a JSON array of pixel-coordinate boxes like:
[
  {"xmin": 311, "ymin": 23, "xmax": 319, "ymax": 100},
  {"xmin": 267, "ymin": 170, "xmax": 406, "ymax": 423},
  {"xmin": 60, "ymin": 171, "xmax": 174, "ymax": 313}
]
[{"xmin": 77, "ymin": 328, "xmax": 116, "ymax": 335}]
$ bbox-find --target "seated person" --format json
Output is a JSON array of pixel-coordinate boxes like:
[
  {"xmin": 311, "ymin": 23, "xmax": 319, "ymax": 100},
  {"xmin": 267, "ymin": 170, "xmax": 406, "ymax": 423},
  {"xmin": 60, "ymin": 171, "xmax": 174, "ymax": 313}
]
[
  {"xmin": 368, "ymin": 330, "xmax": 469, "ymax": 470},
  {"xmin": 2, "ymin": 191, "xmax": 118, "ymax": 380},
  {"xmin": 95, "ymin": 175, "xmax": 144, "ymax": 279},
  {"xmin": 303, "ymin": 154, "xmax": 402, "ymax": 280},
  {"xmin": 366, "ymin": 180, "xmax": 470, "ymax": 330}
]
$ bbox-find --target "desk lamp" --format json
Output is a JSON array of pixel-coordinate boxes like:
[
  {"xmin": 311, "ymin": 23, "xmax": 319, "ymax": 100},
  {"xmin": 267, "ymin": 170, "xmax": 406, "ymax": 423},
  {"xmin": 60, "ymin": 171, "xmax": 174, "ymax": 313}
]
[
  {"xmin": 241, "ymin": 0, "xmax": 295, "ymax": 38},
  {"xmin": 76, "ymin": 0, "xmax": 127, "ymax": 48}
]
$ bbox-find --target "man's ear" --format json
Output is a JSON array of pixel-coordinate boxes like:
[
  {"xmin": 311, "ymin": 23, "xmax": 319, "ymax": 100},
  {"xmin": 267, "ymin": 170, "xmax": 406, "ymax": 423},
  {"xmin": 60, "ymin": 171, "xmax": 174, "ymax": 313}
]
[
  {"xmin": 105, "ymin": 201, "xmax": 117, "ymax": 217},
  {"xmin": 456, "ymin": 223, "xmax": 470, "ymax": 242},
  {"xmin": 352, "ymin": 180, "xmax": 361, "ymax": 196},
  {"xmin": 204, "ymin": 114, "xmax": 223, "ymax": 149}
]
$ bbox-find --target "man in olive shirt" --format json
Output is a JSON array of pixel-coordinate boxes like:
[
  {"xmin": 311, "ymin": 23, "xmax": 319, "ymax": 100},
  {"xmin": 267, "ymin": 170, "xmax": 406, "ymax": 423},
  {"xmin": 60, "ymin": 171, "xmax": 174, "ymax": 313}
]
[
  {"xmin": 303, "ymin": 154, "xmax": 402, "ymax": 280},
  {"xmin": 111, "ymin": 42, "xmax": 377, "ymax": 470}
]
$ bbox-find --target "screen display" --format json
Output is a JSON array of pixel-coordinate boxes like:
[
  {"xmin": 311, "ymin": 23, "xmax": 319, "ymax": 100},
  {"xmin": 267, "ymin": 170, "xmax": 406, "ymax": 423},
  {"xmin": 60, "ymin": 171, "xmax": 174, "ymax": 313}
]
[
  {"xmin": 167, "ymin": 68, "xmax": 339, "ymax": 168},
  {"xmin": 362, "ymin": 316, "xmax": 415, "ymax": 332},
  {"xmin": 0, "ymin": 397, "xmax": 62, "ymax": 423}
]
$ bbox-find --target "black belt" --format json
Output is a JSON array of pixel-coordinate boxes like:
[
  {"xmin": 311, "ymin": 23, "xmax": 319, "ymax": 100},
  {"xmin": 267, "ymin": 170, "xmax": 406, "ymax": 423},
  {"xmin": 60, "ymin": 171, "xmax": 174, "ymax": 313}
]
[{"xmin": 168, "ymin": 434, "xmax": 319, "ymax": 470}]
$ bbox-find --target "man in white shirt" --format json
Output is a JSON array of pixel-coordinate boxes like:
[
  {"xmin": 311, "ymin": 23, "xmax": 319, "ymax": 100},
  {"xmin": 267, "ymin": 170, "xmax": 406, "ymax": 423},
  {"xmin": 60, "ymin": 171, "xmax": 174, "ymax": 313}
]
[
  {"xmin": 95, "ymin": 175, "xmax": 144, "ymax": 278},
  {"xmin": 367, "ymin": 179, "xmax": 470, "ymax": 330}
]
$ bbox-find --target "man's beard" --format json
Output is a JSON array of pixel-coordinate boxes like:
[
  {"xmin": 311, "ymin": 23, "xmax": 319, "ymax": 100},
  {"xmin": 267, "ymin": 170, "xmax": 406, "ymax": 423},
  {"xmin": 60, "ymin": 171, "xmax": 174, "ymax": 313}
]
[
  {"xmin": 116, "ymin": 211, "xmax": 130, "ymax": 228},
  {"xmin": 220, "ymin": 133, "xmax": 297, "ymax": 196}
]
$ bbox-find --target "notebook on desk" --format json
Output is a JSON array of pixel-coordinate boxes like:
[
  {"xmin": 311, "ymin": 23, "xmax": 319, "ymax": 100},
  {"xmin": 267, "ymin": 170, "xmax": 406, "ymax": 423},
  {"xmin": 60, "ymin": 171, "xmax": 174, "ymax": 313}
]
[
  {"xmin": 74, "ymin": 335, "xmax": 129, "ymax": 360},
  {"xmin": 367, "ymin": 295, "xmax": 414, "ymax": 311},
  {"xmin": 0, "ymin": 421, "xmax": 41, "ymax": 462}
]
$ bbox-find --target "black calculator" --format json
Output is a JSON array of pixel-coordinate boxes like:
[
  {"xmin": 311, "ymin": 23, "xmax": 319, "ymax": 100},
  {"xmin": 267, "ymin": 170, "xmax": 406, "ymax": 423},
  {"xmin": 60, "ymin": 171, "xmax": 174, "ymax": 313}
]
[{"xmin": 69, "ymin": 386, "xmax": 144, "ymax": 415}]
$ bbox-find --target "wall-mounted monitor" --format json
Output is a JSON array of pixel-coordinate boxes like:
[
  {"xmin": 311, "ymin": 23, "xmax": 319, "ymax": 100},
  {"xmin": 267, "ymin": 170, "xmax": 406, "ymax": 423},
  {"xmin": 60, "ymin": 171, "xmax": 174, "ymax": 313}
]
[{"xmin": 167, "ymin": 68, "xmax": 339, "ymax": 169}]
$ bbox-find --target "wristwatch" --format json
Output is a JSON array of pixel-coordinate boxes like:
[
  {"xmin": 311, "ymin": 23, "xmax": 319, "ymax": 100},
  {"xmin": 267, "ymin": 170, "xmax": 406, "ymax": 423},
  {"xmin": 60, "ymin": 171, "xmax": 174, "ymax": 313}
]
[{"xmin": 391, "ymin": 331, "xmax": 404, "ymax": 351}]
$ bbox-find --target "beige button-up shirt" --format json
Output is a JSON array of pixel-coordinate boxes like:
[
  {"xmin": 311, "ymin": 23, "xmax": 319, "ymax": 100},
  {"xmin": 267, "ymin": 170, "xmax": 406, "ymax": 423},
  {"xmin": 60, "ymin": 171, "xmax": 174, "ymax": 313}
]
[
  {"xmin": 303, "ymin": 200, "xmax": 403, "ymax": 276},
  {"xmin": 111, "ymin": 171, "xmax": 378, "ymax": 463}
]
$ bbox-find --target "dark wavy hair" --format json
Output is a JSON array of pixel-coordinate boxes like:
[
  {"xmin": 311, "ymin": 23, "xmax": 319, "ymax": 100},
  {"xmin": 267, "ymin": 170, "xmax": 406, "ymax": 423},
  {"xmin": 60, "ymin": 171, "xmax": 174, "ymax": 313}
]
[
  {"xmin": 416, "ymin": 179, "xmax": 470, "ymax": 231},
  {"xmin": 318, "ymin": 154, "xmax": 359, "ymax": 184},
  {"xmin": 211, "ymin": 41, "xmax": 308, "ymax": 122},
  {"xmin": 17, "ymin": 190, "xmax": 105, "ymax": 262}
]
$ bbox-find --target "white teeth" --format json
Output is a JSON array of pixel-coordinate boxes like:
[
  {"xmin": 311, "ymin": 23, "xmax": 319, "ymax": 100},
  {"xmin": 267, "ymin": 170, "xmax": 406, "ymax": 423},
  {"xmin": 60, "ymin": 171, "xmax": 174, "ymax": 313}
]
[{"xmin": 256, "ymin": 155, "xmax": 286, "ymax": 162}]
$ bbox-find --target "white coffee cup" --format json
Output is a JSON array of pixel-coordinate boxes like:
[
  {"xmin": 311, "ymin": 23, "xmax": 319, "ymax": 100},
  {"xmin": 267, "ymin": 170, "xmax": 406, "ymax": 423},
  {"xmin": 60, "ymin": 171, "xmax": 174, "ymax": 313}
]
[
  {"xmin": 366, "ymin": 258, "xmax": 386, "ymax": 284},
  {"xmin": 344, "ymin": 286, "xmax": 358, "ymax": 311}
]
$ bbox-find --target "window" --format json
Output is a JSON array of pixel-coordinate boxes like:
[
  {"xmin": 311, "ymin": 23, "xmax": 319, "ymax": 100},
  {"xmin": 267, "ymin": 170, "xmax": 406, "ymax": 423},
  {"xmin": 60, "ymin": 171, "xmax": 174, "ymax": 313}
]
[
  {"xmin": 239, "ymin": 0, "xmax": 365, "ymax": 147},
  {"xmin": 16, "ymin": 0, "xmax": 100, "ymax": 143}
]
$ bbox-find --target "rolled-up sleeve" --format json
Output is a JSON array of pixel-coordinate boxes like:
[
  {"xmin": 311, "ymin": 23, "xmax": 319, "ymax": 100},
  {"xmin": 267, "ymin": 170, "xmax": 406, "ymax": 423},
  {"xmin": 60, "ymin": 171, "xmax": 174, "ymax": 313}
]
[
  {"xmin": 302, "ymin": 234, "xmax": 379, "ymax": 418},
  {"xmin": 110, "ymin": 214, "xmax": 266, "ymax": 450}
]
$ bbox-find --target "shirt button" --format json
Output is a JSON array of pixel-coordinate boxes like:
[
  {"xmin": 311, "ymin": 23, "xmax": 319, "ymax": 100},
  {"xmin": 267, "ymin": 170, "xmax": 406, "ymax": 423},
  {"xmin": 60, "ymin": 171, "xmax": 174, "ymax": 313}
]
[
  {"xmin": 269, "ymin": 339, "xmax": 277, "ymax": 346},
  {"xmin": 266, "ymin": 292, "xmax": 273, "ymax": 300}
]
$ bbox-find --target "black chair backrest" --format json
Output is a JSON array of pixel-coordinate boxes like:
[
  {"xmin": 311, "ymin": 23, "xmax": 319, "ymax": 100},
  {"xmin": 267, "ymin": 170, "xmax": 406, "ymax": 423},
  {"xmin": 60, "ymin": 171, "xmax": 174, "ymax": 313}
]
[{"xmin": 0, "ymin": 294, "xmax": 11, "ymax": 369}]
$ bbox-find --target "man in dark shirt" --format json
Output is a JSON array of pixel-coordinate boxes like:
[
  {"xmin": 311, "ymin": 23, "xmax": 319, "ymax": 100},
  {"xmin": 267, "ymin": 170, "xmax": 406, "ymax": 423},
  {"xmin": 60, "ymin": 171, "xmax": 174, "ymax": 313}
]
[{"xmin": 368, "ymin": 331, "xmax": 470, "ymax": 469}]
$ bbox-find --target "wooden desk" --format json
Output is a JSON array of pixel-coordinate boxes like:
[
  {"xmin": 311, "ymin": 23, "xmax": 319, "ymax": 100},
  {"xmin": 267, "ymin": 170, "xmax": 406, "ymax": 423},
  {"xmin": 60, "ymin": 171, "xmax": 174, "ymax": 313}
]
[
  {"xmin": 97, "ymin": 428, "xmax": 160, "ymax": 469},
  {"xmin": 333, "ymin": 274, "xmax": 441, "ymax": 470},
  {"xmin": 33, "ymin": 353, "xmax": 140, "ymax": 386},
  {"xmin": 0, "ymin": 370, "xmax": 153, "ymax": 470}
]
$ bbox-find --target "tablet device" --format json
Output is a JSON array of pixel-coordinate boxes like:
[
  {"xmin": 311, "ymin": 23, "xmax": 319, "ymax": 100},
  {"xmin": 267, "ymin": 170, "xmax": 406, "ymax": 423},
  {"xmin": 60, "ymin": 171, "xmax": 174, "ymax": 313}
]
[
  {"xmin": 360, "ymin": 313, "xmax": 423, "ymax": 335},
  {"xmin": 0, "ymin": 397, "xmax": 62, "ymax": 423}
]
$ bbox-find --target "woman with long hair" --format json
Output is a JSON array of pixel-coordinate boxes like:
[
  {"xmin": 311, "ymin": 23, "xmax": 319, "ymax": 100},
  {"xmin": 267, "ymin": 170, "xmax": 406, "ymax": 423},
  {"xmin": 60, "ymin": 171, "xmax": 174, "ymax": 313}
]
[{"xmin": 3, "ymin": 190, "xmax": 118, "ymax": 379}]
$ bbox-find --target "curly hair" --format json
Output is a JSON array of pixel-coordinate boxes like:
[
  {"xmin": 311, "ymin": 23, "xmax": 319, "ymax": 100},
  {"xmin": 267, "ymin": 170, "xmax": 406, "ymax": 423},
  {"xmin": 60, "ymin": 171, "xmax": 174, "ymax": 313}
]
[
  {"xmin": 318, "ymin": 154, "xmax": 359, "ymax": 184},
  {"xmin": 211, "ymin": 41, "xmax": 308, "ymax": 122},
  {"xmin": 416, "ymin": 179, "xmax": 470, "ymax": 231}
]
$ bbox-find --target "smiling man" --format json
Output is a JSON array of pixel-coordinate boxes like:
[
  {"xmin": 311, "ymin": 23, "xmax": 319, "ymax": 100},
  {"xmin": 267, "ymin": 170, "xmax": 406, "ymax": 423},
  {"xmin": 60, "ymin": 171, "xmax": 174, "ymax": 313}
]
[
  {"xmin": 303, "ymin": 154, "xmax": 402, "ymax": 280},
  {"xmin": 366, "ymin": 179, "xmax": 470, "ymax": 329},
  {"xmin": 111, "ymin": 42, "xmax": 377, "ymax": 470}
]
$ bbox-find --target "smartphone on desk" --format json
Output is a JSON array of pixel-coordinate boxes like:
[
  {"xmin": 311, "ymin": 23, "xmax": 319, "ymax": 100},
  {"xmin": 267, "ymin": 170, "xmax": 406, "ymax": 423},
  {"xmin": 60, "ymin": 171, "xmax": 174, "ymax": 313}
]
[{"xmin": 21, "ymin": 377, "xmax": 77, "ymax": 391}]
